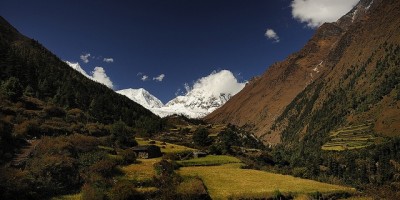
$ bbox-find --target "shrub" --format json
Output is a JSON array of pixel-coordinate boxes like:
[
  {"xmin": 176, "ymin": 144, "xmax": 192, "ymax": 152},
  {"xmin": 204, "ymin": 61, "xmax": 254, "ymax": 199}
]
[
  {"xmin": 39, "ymin": 119, "xmax": 72, "ymax": 136},
  {"xmin": 163, "ymin": 150, "xmax": 193, "ymax": 161},
  {"xmin": 0, "ymin": 77, "xmax": 23, "ymax": 101},
  {"xmin": 13, "ymin": 119, "xmax": 40, "ymax": 138},
  {"xmin": 85, "ymin": 123, "xmax": 109, "ymax": 137},
  {"xmin": 43, "ymin": 105, "xmax": 66, "ymax": 118},
  {"xmin": 177, "ymin": 177, "xmax": 210, "ymax": 200},
  {"xmin": 33, "ymin": 136, "xmax": 76, "ymax": 157},
  {"xmin": 110, "ymin": 120, "xmax": 137, "ymax": 148},
  {"xmin": 154, "ymin": 159, "xmax": 176, "ymax": 177},
  {"xmin": 0, "ymin": 120, "xmax": 13, "ymax": 141},
  {"xmin": 310, "ymin": 191, "xmax": 322, "ymax": 200},
  {"xmin": 153, "ymin": 159, "xmax": 182, "ymax": 199},
  {"xmin": 81, "ymin": 183, "xmax": 105, "ymax": 200},
  {"xmin": 193, "ymin": 127, "xmax": 211, "ymax": 147},
  {"xmin": 68, "ymin": 134, "xmax": 101, "ymax": 153},
  {"xmin": 119, "ymin": 148, "xmax": 137, "ymax": 165},
  {"xmin": 0, "ymin": 167, "xmax": 35, "ymax": 199},
  {"xmin": 78, "ymin": 151, "xmax": 108, "ymax": 168},
  {"xmin": 66, "ymin": 108, "xmax": 87, "ymax": 123},
  {"xmin": 27, "ymin": 155, "xmax": 80, "ymax": 196},
  {"xmin": 208, "ymin": 144, "xmax": 222, "ymax": 155},
  {"xmin": 272, "ymin": 189, "xmax": 285, "ymax": 200},
  {"xmin": 88, "ymin": 159, "xmax": 118, "ymax": 178},
  {"xmin": 108, "ymin": 180, "xmax": 143, "ymax": 200}
]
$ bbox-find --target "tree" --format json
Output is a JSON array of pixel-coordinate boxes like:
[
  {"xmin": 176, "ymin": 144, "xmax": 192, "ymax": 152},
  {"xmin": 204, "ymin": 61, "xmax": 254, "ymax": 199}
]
[
  {"xmin": 110, "ymin": 120, "xmax": 137, "ymax": 148},
  {"xmin": 193, "ymin": 127, "xmax": 211, "ymax": 147},
  {"xmin": 23, "ymin": 85, "xmax": 34, "ymax": 97},
  {"xmin": 1, "ymin": 77, "xmax": 23, "ymax": 101}
]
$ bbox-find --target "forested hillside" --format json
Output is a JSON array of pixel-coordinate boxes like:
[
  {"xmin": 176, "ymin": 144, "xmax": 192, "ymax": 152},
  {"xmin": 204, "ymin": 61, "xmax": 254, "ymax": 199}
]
[
  {"xmin": 0, "ymin": 16, "xmax": 167, "ymax": 199},
  {"xmin": 0, "ymin": 17, "xmax": 161, "ymax": 128}
]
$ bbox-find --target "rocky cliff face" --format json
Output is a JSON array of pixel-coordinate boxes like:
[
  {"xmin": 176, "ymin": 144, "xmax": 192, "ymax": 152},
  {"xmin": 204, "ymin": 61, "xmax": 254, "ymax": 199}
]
[{"xmin": 205, "ymin": 0, "xmax": 400, "ymax": 145}]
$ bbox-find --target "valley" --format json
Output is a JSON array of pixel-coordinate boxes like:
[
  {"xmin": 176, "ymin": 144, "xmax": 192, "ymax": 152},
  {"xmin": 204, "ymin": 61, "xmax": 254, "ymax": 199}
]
[
  {"xmin": 1, "ymin": 0, "xmax": 400, "ymax": 199},
  {"xmin": 52, "ymin": 136, "xmax": 355, "ymax": 200}
]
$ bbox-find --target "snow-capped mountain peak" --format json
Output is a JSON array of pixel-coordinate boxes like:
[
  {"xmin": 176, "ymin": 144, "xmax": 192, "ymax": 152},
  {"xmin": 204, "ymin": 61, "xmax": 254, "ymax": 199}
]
[
  {"xmin": 117, "ymin": 88, "xmax": 164, "ymax": 109},
  {"xmin": 117, "ymin": 70, "xmax": 245, "ymax": 118}
]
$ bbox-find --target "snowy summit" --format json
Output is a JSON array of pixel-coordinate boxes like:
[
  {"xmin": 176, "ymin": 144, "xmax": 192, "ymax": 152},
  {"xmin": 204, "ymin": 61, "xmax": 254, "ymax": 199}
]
[{"xmin": 117, "ymin": 70, "xmax": 245, "ymax": 118}]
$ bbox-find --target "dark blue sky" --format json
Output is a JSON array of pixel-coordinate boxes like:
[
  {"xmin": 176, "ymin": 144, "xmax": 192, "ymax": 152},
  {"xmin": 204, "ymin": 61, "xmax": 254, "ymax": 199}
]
[{"xmin": 1, "ymin": 0, "xmax": 315, "ymax": 103}]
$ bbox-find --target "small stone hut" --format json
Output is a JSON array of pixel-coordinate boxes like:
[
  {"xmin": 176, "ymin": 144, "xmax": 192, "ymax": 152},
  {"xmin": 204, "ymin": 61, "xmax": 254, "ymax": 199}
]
[
  {"xmin": 132, "ymin": 145, "xmax": 162, "ymax": 159},
  {"xmin": 193, "ymin": 151, "xmax": 208, "ymax": 158}
]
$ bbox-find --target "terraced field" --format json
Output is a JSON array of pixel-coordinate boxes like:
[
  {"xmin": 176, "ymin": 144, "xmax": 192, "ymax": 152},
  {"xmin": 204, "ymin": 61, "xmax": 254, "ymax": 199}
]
[
  {"xmin": 322, "ymin": 123, "xmax": 379, "ymax": 151},
  {"xmin": 179, "ymin": 163, "xmax": 355, "ymax": 199}
]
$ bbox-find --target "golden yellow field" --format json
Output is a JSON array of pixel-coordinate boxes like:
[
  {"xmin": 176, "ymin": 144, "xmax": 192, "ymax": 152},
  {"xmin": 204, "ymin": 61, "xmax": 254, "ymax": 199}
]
[
  {"xmin": 51, "ymin": 193, "xmax": 81, "ymax": 200},
  {"xmin": 179, "ymin": 163, "xmax": 355, "ymax": 200},
  {"xmin": 121, "ymin": 158, "xmax": 161, "ymax": 181},
  {"xmin": 136, "ymin": 137, "xmax": 195, "ymax": 153}
]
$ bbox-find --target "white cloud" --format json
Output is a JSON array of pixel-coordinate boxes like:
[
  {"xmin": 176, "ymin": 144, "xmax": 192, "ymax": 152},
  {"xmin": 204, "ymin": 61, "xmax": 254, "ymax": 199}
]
[
  {"xmin": 153, "ymin": 74, "xmax": 165, "ymax": 82},
  {"xmin": 141, "ymin": 75, "xmax": 149, "ymax": 81},
  {"xmin": 291, "ymin": 0, "xmax": 359, "ymax": 28},
  {"xmin": 265, "ymin": 29, "xmax": 280, "ymax": 43},
  {"xmin": 65, "ymin": 61, "xmax": 113, "ymax": 89},
  {"xmin": 91, "ymin": 67, "xmax": 114, "ymax": 89},
  {"xmin": 103, "ymin": 58, "xmax": 114, "ymax": 63},
  {"xmin": 186, "ymin": 70, "xmax": 245, "ymax": 98},
  {"xmin": 80, "ymin": 53, "xmax": 91, "ymax": 63}
]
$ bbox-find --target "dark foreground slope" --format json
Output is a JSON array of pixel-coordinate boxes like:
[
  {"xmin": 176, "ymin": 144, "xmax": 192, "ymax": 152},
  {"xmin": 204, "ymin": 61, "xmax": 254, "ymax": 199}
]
[{"xmin": 206, "ymin": 0, "xmax": 400, "ymax": 146}]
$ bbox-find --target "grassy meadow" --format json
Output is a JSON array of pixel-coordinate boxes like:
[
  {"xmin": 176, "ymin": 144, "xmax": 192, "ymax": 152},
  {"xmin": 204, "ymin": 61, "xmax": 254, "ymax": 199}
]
[
  {"xmin": 177, "ymin": 155, "xmax": 241, "ymax": 166},
  {"xmin": 136, "ymin": 137, "xmax": 195, "ymax": 153},
  {"xmin": 179, "ymin": 163, "xmax": 355, "ymax": 199},
  {"xmin": 121, "ymin": 158, "xmax": 161, "ymax": 182},
  {"xmin": 51, "ymin": 193, "xmax": 81, "ymax": 200}
]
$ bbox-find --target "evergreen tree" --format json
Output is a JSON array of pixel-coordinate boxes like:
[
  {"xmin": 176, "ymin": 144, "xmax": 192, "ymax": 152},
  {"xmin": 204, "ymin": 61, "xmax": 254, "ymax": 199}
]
[
  {"xmin": 0, "ymin": 77, "xmax": 23, "ymax": 100},
  {"xmin": 193, "ymin": 127, "xmax": 211, "ymax": 147}
]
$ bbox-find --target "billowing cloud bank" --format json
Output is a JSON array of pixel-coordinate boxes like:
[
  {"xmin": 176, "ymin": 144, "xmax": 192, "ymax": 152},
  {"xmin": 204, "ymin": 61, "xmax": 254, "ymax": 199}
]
[
  {"xmin": 186, "ymin": 70, "xmax": 245, "ymax": 98},
  {"xmin": 291, "ymin": 0, "xmax": 359, "ymax": 28}
]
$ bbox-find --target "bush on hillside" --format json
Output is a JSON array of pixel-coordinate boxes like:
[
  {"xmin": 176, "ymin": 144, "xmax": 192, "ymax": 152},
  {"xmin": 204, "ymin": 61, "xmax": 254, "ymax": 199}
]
[
  {"xmin": 26, "ymin": 155, "xmax": 80, "ymax": 196},
  {"xmin": 81, "ymin": 183, "xmax": 105, "ymax": 200},
  {"xmin": 108, "ymin": 180, "xmax": 143, "ymax": 200},
  {"xmin": 193, "ymin": 127, "xmax": 212, "ymax": 147},
  {"xmin": 110, "ymin": 120, "xmax": 137, "ymax": 148}
]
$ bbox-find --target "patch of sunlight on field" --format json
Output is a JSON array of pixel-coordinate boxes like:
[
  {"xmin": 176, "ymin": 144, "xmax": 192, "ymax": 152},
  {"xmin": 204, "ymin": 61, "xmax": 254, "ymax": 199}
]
[
  {"xmin": 121, "ymin": 158, "xmax": 161, "ymax": 181},
  {"xmin": 136, "ymin": 186, "xmax": 158, "ymax": 194},
  {"xmin": 179, "ymin": 163, "xmax": 355, "ymax": 200},
  {"xmin": 177, "ymin": 155, "xmax": 241, "ymax": 166},
  {"xmin": 51, "ymin": 193, "xmax": 81, "ymax": 200},
  {"xmin": 136, "ymin": 137, "xmax": 195, "ymax": 153},
  {"xmin": 339, "ymin": 197, "xmax": 373, "ymax": 200}
]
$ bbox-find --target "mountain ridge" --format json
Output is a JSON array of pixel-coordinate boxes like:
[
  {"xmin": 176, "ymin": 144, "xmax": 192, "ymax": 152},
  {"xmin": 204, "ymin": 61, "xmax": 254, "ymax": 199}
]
[
  {"xmin": 117, "ymin": 88, "xmax": 164, "ymax": 109},
  {"xmin": 205, "ymin": 0, "xmax": 400, "ymax": 145}
]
